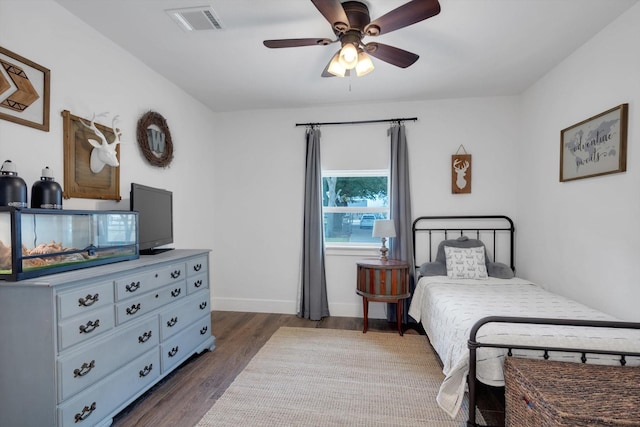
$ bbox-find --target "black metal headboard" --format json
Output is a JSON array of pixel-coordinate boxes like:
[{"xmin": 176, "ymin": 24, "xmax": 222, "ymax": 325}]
[{"xmin": 412, "ymin": 215, "xmax": 515, "ymax": 272}]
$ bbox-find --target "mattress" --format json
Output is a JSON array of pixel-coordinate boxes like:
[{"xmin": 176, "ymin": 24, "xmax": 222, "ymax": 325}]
[{"xmin": 407, "ymin": 276, "xmax": 640, "ymax": 419}]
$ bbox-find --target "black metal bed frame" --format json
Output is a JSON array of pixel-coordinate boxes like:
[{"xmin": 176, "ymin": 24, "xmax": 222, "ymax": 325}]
[
  {"xmin": 412, "ymin": 214, "xmax": 515, "ymax": 272},
  {"xmin": 467, "ymin": 317, "xmax": 640, "ymax": 427},
  {"xmin": 411, "ymin": 215, "xmax": 640, "ymax": 427}
]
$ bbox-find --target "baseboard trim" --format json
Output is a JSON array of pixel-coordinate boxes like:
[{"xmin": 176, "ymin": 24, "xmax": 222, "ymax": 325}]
[{"xmin": 212, "ymin": 298, "xmax": 387, "ymax": 319}]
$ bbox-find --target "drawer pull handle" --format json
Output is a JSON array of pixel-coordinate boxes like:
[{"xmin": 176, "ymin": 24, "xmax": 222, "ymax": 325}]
[
  {"xmin": 199, "ymin": 301, "xmax": 208, "ymax": 310},
  {"xmin": 193, "ymin": 263, "xmax": 202, "ymax": 272},
  {"xmin": 126, "ymin": 281, "xmax": 141, "ymax": 292},
  {"xmin": 200, "ymin": 326, "xmax": 208, "ymax": 335},
  {"xmin": 74, "ymin": 402, "xmax": 96, "ymax": 423},
  {"xmin": 168, "ymin": 346, "xmax": 179, "ymax": 357},
  {"xmin": 73, "ymin": 360, "xmax": 96, "ymax": 377},
  {"xmin": 126, "ymin": 303, "xmax": 142, "ymax": 315},
  {"xmin": 138, "ymin": 331, "xmax": 153, "ymax": 343},
  {"xmin": 171, "ymin": 288, "xmax": 181, "ymax": 298},
  {"xmin": 139, "ymin": 363, "xmax": 153, "ymax": 377},
  {"xmin": 166, "ymin": 317, "xmax": 178, "ymax": 327},
  {"xmin": 78, "ymin": 293, "xmax": 99, "ymax": 307},
  {"xmin": 194, "ymin": 279, "xmax": 203, "ymax": 288},
  {"xmin": 79, "ymin": 319, "xmax": 100, "ymax": 334},
  {"xmin": 171, "ymin": 270, "xmax": 181, "ymax": 279}
]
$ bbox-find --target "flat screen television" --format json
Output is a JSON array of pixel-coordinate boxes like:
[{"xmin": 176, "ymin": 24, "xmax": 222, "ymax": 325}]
[{"xmin": 130, "ymin": 183, "xmax": 174, "ymax": 255}]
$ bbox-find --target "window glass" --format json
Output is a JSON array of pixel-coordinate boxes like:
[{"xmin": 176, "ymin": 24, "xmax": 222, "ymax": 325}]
[{"xmin": 322, "ymin": 171, "xmax": 388, "ymax": 245}]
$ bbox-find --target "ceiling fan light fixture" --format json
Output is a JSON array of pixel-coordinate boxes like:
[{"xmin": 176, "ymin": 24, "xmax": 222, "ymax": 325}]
[
  {"xmin": 327, "ymin": 52, "xmax": 347, "ymax": 77},
  {"xmin": 355, "ymin": 51, "xmax": 375, "ymax": 77},
  {"xmin": 338, "ymin": 42, "xmax": 359, "ymax": 69},
  {"xmin": 264, "ymin": 0, "xmax": 438, "ymax": 76}
]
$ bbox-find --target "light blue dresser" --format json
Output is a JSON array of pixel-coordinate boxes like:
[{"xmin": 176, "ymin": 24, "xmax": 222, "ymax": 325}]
[{"xmin": 0, "ymin": 249, "xmax": 215, "ymax": 427}]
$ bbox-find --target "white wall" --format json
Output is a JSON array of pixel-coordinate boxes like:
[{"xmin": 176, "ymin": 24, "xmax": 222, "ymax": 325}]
[
  {"xmin": 518, "ymin": 3, "xmax": 640, "ymax": 321},
  {"xmin": 0, "ymin": 1, "xmax": 218, "ymax": 253},
  {"xmin": 211, "ymin": 98, "xmax": 519, "ymax": 318},
  {"xmin": 4, "ymin": 0, "xmax": 637, "ymax": 322}
]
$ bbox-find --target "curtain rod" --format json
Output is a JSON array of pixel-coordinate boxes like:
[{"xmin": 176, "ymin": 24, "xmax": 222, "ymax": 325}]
[{"xmin": 295, "ymin": 117, "xmax": 417, "ymax": 127}]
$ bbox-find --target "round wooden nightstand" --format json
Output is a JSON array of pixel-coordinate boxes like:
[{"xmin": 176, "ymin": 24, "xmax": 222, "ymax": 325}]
[{"xmin": 356, "ymin": 258, "xmax": 410, "ymax": 336}]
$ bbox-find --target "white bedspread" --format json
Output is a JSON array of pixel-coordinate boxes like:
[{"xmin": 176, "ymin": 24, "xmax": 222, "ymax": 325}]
[{"xmin": 408, "ymin": 276, "xmax": 640, "ymax": 419}]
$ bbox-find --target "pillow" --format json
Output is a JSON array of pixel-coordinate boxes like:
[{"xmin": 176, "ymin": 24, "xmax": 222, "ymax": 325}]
[
  {"xmin": 419, "ymin": 261, "xmax": 447, "ymax": 277},
  {"xmin": 435, "ymin": 236, "xmax": 490, "ymax": 271},
  {"xmin": 444, "ymin": 246, "xmax": 488, "ymax": 279},
  {"xmin": 487, "ymin": 262, "xmax": 515, "ymax": 279}
]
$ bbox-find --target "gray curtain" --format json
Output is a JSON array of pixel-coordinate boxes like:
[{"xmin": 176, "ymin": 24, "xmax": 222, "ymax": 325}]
[
  {"xmin": 298, "ymin": 127, "xmax": 330, "ymax": 320},
  {"xmin": 387, "ymin": 123, "xmax": 415, "ymax": 324}
]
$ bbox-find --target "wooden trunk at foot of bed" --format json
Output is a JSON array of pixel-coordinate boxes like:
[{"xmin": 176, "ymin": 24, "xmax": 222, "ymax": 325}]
[{"xmin": 504, "ymin": 357, "xmax": 640, "ymax": 427}]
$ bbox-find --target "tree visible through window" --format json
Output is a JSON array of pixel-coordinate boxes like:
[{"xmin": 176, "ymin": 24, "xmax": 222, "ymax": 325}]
[{"xmin": 322, "ymin": 171, "xmax": 389, "ymax": 245}]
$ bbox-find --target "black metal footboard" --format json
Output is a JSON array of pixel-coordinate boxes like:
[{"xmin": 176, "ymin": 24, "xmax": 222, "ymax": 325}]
[{"xmin": 466, "ymin": 316, "xmax": 640, "ymax": 427}]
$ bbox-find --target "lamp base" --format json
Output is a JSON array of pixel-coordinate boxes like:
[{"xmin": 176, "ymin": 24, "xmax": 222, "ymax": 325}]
[{"xmin": 379, "ymin": 237, "xmax": 389, "ymax": 261}]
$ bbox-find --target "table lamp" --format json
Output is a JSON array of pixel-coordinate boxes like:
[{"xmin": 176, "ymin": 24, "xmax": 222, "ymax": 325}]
[{"xmin": 372, "ymin": 219, "xmax": 396, "ymax": 261}]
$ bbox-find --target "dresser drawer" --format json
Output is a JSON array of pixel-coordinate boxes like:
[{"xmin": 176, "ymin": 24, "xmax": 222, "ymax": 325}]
[
  {"xmin": 114, "ymin": 270, "xmax": 157, "ymax": 301},
  {"xmin": 186, "ymin": 255, "xmax": 208, "ymax": 277},
  {"xmin": 186, "ymin": 272, "xmax": 208, "ymax": 294},
  {"xmin": 160, "ymin": 315, "xmax": 211, "ymax": 373},
  {"xmin": 159, "ymin": 291, "xmax": 211, "ymax": 340},
  {"xmin": 58, "ymin": 306, "xmax": 115, "ymax": 351},
  {"xmin": 156, "ymin": 261, "xmax": 187, "ymax": 284},
  {"xmin": 58, "ymin": 349, "xmax": 159, "ymax": 427},
  {"xmin": 114, "ymin": 261, "xmax": 186, "ymax": 301},
  {"xmin": 57, "ymin": 317, "xmax": 159, "ymax": 402},
  {"xmin": 115, "ymin": 281, "xmax": 186, "ymax": 325},
  {"xmin": 58, "ymin": 281, "xmax": 114, "ymax": 320}
]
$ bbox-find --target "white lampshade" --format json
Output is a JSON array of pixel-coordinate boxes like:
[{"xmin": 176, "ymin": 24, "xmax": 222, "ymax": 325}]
[
  {"xmin": 355, "ymin": 51, "xmax": 375, "ymax": 77},
  {"xmin": 372, "ymin": 220, "xmax": 396, "ymax": 238},
  {"xmin": 327, "ymin": 52, "xmax": 347, "ymax": 77},
  {"xmin": 338, "ymin": 42, "xmax": 358, "ymax": 69}
]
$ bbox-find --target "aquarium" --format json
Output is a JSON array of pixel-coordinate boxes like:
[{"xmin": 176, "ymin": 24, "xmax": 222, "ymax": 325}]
[{"xmin": 0, "ymin": 207, "xmax": 138, "ymax": 281}]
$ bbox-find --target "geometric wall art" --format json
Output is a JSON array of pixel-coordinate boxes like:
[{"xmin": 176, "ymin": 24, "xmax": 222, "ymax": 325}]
[{"xmin": 0, "ymin": 46, "xmax": 50, "ymax": 131}]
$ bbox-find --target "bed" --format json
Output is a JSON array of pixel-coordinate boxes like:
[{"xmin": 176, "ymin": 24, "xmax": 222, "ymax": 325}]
[{"xmin": 407, "ymin": 215, "xmax": 640, "ymax": 426}]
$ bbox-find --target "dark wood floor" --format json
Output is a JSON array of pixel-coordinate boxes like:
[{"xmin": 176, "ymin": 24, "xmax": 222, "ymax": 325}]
[{"xmin": 112, "ymin": 311, "xmax": 504, "ymax": 426}]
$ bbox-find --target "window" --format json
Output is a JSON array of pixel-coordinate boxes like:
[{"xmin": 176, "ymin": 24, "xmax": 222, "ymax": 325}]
[{"xmin": 322, "ymin": 170, "xmax": 389, "ymax": 245}]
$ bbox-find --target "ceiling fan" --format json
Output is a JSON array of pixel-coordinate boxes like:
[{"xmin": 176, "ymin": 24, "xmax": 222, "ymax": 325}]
[{"xmin": 263, "ymin": 0, "xmax": 441, "ymax": 77}]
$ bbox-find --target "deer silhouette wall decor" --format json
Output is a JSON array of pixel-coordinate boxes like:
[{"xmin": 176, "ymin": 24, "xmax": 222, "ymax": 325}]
[
  {"xmin": 79, "ymin": 113, "xmax": 121, "ymax": 174},
  {"xmin": 451, "ymin": 153, "xmax": 472, "ymax": 194}
]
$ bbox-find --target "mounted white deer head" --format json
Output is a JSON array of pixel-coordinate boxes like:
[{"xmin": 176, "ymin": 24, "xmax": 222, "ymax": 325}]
[
  {"xmin": 453, "ymin": 158, "xmax": 470, "ymax": 190},
  {"xmin": 79, "ymin": 113, "xmax": 121, "ymax": 174}
]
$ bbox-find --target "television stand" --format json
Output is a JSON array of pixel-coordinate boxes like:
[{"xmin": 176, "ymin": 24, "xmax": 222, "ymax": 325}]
[{"xmin": 140, "ymin": 248, "xmax": 175, "ymax": 255}]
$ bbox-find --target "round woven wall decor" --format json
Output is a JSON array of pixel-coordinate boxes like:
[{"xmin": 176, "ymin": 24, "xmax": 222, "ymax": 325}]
[{"xmin": 136, "ymin": 111, "xmax": 174, "ymax": 168}]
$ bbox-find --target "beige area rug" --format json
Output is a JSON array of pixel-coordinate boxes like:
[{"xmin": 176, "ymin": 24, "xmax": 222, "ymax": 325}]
[{"xmin": 197, "ymin": 327, "xmax": 484, "ymax": 426}]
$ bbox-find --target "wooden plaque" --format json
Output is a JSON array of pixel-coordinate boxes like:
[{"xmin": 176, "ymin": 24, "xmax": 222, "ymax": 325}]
[
  {"xmin": 62, "ymin": 110, "xmax": 121, "ymax": 200},
  {"xmin": 451, "ymin": 154, "xmax": 472, "ymax": 194}
]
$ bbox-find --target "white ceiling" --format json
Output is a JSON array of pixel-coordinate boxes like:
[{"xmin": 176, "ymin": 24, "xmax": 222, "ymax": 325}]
[{"xmin": 53, "ymin": 0, "xmax": 638, "ymax": 113}]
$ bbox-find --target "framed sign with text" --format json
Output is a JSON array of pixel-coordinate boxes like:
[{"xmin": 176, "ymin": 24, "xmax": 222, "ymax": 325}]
[{"xmin": 560, "ymin": 104, "xmax": 628, "ymax": 182}]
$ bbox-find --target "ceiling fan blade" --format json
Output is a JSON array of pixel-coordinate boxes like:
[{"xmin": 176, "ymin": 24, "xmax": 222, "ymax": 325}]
[
  {"xmin": 264, "ymin": 38, "xmax": 334, "ymax": 48},
  {"xmin": 364, "ymin": 0, "xmax": 440, "ymax": 36},
  {"xmin": 364, "ymin": 43, "xmax": 419, "ymax": 68},
  {"xmin": 311, "ymin": 0, "xmax": 350, "ymax": 33}
]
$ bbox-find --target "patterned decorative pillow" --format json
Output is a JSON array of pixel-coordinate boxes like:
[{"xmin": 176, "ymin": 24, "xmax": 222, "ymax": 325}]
[
  {"xmin": 444, "ymin": 246, "xmax": 488, "ymax": 279},
  {"xmin": 435, "ymin": 236, "xmax": 489, "ymax": 270}
]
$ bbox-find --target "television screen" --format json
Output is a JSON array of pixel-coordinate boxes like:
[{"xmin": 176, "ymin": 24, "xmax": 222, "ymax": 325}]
[{"xmin": 130, "ymin": 183, "xmax": 174, "ymax": 254}]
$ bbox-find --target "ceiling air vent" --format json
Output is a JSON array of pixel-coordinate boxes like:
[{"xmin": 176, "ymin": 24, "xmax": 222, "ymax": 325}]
[{"xmin": 166, "ymin": 6, "xmax": 224, "ymax": 31}]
